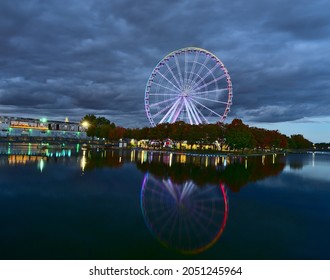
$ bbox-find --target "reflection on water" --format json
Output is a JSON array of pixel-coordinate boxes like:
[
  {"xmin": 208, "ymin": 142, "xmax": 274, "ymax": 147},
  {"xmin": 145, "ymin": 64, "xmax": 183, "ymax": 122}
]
[
  {"xmin": 1, "ymin": 143, "xmax": 330, "ymax": 259},
  {"xmin": 141, "ymin": 174, "xmax": 228, "ymax": 254},
  {"xmin": 1, "ymin": 143, "xmax": 285, "ymax": 188},
  {"xmin": 134, "ymin": 151, "xmax": 285, "ymax": 192},
  {"xmin": 284, "ymin": 152, "xmax": 330, "ymax": 183}
]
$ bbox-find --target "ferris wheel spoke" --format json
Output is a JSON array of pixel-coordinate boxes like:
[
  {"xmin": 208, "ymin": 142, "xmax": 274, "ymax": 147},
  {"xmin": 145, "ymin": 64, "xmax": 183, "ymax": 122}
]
[
  {"xmin": 184, "ymin": 51, "xmax": 188, "ymax": 85},
  {"xmin": 152, "ymin": 101, "xmax": 178, "ymax": 119},
  {"xmin": 191, "ymin": 186, "xmax": 221, "ymax": 198},
  {"xmin": 193, "ymin": 74, "xmax": 227, "ymax": 92},
  {"xmin": 163, "ymin": 179, "xmax": 179, "ymax": 202},
  {"xmin": 187, "ymin": 51, "xmax": 199, "ymax": 85},
  {"xmin": 187, "ymin": 55, "xmax": 210, "ymax": 89},
  {"xmin": 152, "ymin": 82, "xmax": 181, "ymax": 94},
  {"xmin": 170, "ymin": 99, "xmax": 183, "ymax": 123},
  {"xmin": 184, "ymin": 98, "xmax": 201, "ymax": 125},
  {"xmin": 174, "ymin": 55, "xmax": 184, "ymax": 87},
  {"xmin": 190, "ymin": 98, "xmax": 223, "ymax": 118},
  {"xmin": 149, "ymin": 96, "xmax": 178, "ymax": 108},
  {"xmin": 156, "ymin": 207, "xmax": 180, "ymax": 236},
  {"xmin": 147, "ymin": 176, "xmax": 172, "ymax": 192},
  {"xmin": 191, "ymin": 88, "xmax": 227, "ymax": 96},
  {"xmin": 189, "ymin": 208, "xmax": 219, "ymax": 238},
  {"xmin": 183, "ymin": 98, "xmax": 194, "ymax": 125},
  {"xmin": 145, "ymin": 206, "xmax": 177, "ymax": 221},
  {"xmin": 191, "ymin": 95, "xmax": 230, "ymax": 105},
  {"xmin": 157, "ymin": 71, "xmax": 182, "ymax": 92},
  {"xmin": 187, "ymin": 100, "xmax": 209, "ymax": 124},
  {"xmin": 159, "ymin": 98, "xmax": 182, "ymax": 124},
  {"xmin": 150, "ymin": 207, "xmax": 178, "ymax": 230},
  {"xmin": 191, "ymin": 63, "xmax": 219, "ymax": 91},
  {"xmin": 148, "ymin": 93, "xmax": 178, "ymax": 96},
  {"xmin": 192, "ymin": 203, "xmax": 224, "ymax": 215},
  {"xmin": 165, "ymin": 63, "xmax": 183, "ymax": 90}
]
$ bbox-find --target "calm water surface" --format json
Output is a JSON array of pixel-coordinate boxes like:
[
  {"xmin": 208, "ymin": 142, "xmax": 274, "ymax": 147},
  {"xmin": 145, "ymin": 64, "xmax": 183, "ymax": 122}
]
[{"xmin": 0, "ymin": 143, "xmax": 329, "ymax": 259}]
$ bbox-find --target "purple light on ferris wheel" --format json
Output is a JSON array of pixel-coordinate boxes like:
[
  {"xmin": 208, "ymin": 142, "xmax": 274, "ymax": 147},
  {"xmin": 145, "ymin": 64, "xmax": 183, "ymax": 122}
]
[{"xmin": 145, "ymin": 47, "xmax": 233, "ymax": 126}]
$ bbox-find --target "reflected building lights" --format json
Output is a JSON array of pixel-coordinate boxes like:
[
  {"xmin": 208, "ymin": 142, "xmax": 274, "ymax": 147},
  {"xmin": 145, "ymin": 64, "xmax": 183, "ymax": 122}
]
[
  {"xmin": 180, "ymin": 154, "xmax": 186, "ymax": 164},
  {"xmin": 28, "ymin": 143, "xmax": 31, "ymax": 156},
  {"xmin": 80, "ymin": 150, "xmax": 87, "ymax": 172},
  {"xmin": 141, "ymin": 150, "xmax": 145, "ymax": 164},
  {"xmin": 38, "ymin": 158, "xmax": 45, "ymax": 172},
  {"xmin": 130, "ymin": 150, "xmax": 135, "ymax": 162},
  {"xmin": 8, "ymin": 155, "xmax": 45, "ymax": 165}
]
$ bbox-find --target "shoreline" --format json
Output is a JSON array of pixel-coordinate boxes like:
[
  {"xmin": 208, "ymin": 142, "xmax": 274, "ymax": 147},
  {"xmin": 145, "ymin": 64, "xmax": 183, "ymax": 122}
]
[{"xmin": 0, "ymin": 138, "xmax": 322, "ymax": 157}]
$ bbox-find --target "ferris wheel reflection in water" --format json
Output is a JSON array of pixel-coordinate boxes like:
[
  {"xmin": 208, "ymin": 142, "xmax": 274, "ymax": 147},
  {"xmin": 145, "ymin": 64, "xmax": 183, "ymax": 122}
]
[{"xmin": 141, "ymin": 173, "xmax": 228, "ymax": 254}]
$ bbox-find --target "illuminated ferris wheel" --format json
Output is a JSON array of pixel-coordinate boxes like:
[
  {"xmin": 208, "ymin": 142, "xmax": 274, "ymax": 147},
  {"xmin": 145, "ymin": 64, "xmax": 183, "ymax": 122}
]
[
  {"xmin": 145, "ymin": 47, "xmax": 233, "ymax": 126},
  {"xmin": 141, "ymin": 174, "xmax": 228, "ymax": 254}
]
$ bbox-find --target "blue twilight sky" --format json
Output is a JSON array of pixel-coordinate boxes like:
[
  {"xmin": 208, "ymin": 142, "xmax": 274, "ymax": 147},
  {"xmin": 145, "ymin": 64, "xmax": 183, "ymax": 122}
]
[{"xmin": 0, "ymin": 0, "xmax": 329, "ymax": 142}]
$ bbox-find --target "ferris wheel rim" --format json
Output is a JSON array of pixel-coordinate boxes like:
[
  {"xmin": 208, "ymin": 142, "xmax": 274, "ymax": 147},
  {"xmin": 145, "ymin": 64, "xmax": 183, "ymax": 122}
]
[
  {"xmin": 145, "ymin": 47, "xmax": 233, "ymax": 127},
  {"xmin": 140, "ymin": 173, "xmax": 229, "ymax": 254}
]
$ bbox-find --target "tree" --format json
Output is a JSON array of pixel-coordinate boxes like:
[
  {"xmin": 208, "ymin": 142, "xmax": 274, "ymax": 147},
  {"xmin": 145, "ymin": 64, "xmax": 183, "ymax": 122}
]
[
  {"xmin": 289, "ymin": 134, "xmax": 313, "ymax": 149},
  {"xmin": 108, "ymin": 126, "xmax": 126, "ymax": 141},
  {"xmin": 225, "ymin": 119, "xmax": 255, "ymax": 151},
  {"xmin": 81, "ymin": 114, "xmax": 115, "ymax": 140}
]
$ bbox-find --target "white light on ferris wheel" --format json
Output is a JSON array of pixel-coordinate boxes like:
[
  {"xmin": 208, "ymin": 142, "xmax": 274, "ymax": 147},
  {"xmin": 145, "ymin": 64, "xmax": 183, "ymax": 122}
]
[{"xmin": 145, "ymin": 47, "xmax": 233, "ymax": 126}]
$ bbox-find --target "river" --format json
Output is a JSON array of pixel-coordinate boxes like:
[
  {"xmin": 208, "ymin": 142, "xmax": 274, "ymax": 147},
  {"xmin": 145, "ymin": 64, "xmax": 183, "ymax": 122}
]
[{"xmin": 0, "ymin": 143, "xmax": 329, "ymax": 259}]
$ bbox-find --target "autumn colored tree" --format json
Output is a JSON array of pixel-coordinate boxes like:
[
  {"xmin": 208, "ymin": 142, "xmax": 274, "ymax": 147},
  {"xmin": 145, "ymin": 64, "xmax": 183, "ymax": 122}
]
[
  {"xmin": 225, "ymin": 119, "xmax": 255, "ymax": 151},
  {"xmin": 108, "ymin": 126, "xmax": 126, "ymax": 141}
]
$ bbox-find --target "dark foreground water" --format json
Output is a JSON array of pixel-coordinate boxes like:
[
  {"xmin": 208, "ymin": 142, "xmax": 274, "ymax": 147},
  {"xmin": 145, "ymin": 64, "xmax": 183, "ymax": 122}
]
[{"xmin": 0, "ymin": 143, "xmax": 329, "ymax": 259}]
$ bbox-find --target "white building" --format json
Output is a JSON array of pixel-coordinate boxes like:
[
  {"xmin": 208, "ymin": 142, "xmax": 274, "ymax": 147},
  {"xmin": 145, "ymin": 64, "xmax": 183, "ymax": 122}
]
[{"xmin": 0, "ymin": 116, "xmax": 89, "ymax": 139}]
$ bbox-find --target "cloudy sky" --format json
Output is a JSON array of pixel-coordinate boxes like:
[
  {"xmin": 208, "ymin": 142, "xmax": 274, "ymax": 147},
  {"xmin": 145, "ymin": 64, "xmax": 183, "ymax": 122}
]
[{"xmin": 0, "ymin": 0, "xmax": 329, "ymax": 142}]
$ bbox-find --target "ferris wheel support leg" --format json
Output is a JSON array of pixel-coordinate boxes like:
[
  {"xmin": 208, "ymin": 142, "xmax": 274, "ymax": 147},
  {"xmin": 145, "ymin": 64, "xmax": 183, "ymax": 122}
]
[
  {"xmin": 159, "ymin": 98, "xmax": 182, "ymax": 124},
  {"xmin": 184, "ymin": 98, "xmax": 198, "ymax": 125},
  {"xmin": 171, "ymin": 100, "xmax": 185, "ymax": 123}
]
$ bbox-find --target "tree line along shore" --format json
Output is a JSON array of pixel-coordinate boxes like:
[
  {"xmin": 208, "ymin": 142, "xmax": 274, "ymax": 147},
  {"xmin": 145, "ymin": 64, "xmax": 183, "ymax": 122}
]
[{"xmin": 81, "ymin": 114, "xmax": 316, "ymax": 152}]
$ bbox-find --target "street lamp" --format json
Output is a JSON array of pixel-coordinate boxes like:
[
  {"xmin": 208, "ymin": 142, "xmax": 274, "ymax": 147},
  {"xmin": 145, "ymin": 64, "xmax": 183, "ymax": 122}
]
[{"xmin": 81, "ymin": 121, "xmax": 89, "ymax": 129}]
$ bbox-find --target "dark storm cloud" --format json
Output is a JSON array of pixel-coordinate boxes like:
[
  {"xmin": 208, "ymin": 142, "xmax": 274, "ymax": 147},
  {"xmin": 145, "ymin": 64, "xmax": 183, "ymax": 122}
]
[{"xmin": 0, "ymin": 0, "xmax": 329, "ymax": 126}]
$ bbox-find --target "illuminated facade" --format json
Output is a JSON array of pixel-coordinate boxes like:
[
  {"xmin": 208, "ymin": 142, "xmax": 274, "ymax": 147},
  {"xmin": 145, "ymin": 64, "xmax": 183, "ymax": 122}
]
[{"xmin": 0, "ymin": 116, "xmax": 89, "ymax": 139}]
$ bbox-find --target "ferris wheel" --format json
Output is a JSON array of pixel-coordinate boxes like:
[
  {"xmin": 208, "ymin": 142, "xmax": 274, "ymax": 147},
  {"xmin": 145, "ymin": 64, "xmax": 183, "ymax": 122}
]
[
  {"xmin": 145, "ymin": 47, "xmax": 233, "ymax": 126},
  {"xmin": 141, "ymin": 173, "xmax": 228, "ymax": 254}
]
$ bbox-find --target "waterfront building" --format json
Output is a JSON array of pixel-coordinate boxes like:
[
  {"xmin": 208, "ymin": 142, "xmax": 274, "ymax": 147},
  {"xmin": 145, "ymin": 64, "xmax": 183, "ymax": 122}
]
[{"xmin": 0, "ymin": 116, "xmax": 89, "ymax": 139}]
